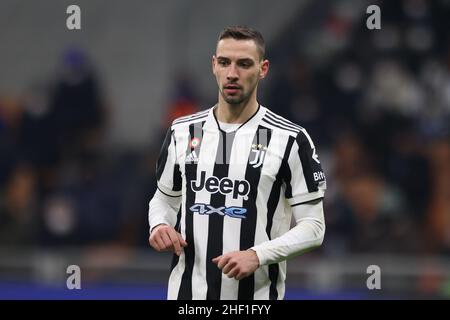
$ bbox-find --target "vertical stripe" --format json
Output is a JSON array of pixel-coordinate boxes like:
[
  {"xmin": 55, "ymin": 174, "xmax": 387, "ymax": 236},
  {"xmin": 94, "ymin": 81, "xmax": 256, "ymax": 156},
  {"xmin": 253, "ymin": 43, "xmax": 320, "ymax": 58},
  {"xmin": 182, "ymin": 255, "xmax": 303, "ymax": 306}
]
[
  {"xmin": 267, "ymin": 136, "xmax": 294, "ymax": 237},
  {"xmin": 283, "ymin": 137, "xmax": 295, "ymax": 199},
  {"xmin": 267, "ymin": 178, "xmax": 282, "ymax": 301},
  {"xmin": 191, "ymin": 127, "xmax": 219, "ymax": 299},
  {"xmin": 252, "ymin": 129, "xmax": 285, "ymax": 300},
  {"xmin": 170, "ymin": 207, "xmax": 182, "ymax": 272},
  {"xmin": 265, "ymin": 135, "xmax": 294, "ymax": 300},
  {"xmin": 172, "ymin": 131, "xmax": 182, "ymax": 191},
  {"xmin": 173, "ymin": 164, "xmax": 182, "ymax": 191},
  {"xmin": 167, "ymin": 128, "xmax": 190, "ymax": 299},
  {"xmin": 268, "ymin": 264, "xmax": 279, "ymax": 300},
  {"xmin": 220, "ymin": 127, "xmax": 253, "ymax": 300},
  {"xmin": 238, "ymin": 126, "xmax": 272, "ymax": 300},
  {"xmin": 276, "ymin": 260, "xmax": 287, "ymax": 300},
  {"xmin": 178, "ymin": 121, "xmax": 205, "ymax": 299},
  {"xmin": 206, "ymin": 130, "xmax": 235, "ymax": 300}
]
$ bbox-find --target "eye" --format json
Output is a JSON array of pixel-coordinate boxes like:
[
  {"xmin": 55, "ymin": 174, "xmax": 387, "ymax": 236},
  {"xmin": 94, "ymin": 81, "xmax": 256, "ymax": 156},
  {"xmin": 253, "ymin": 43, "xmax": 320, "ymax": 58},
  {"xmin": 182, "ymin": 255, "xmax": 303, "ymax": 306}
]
[
  {"xmin": 218, "ymin": 60, "xmax": 229, "ymax": 66},
  {"xmin": 238, "ymin": 61, "xmax": 253, "ymax": 68}
]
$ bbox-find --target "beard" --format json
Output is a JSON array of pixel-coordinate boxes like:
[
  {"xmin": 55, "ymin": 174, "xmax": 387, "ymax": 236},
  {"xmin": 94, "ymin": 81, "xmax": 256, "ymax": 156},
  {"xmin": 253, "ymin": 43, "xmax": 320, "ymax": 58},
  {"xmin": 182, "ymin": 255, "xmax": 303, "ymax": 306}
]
[
  {"xmin": 222, "ymin": 93, "xmax": 247, "ymax": 105},
  {"xmin": 220, "ymin": 81, "xmax": 258, "ymax": 105}
]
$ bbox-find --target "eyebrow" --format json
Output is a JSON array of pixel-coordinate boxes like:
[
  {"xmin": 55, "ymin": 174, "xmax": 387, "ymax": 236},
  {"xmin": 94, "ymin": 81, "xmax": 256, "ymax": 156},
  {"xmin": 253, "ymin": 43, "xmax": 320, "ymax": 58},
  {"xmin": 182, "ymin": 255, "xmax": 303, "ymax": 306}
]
[{"xmin": 216, "ymin": 56, "xmax": 255, "ymax": 63}]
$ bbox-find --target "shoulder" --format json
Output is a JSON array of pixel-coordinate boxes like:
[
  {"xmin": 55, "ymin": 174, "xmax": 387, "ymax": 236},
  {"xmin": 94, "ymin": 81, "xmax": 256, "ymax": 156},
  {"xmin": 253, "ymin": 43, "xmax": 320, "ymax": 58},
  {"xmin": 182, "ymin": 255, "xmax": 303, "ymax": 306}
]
[
  {"xmin": 261, "ymin": 107, "xmax": 309, "ymax": 140},
  {"xmin": 170, "ymin": 108, "xmax": 210, "ymax": 130}
]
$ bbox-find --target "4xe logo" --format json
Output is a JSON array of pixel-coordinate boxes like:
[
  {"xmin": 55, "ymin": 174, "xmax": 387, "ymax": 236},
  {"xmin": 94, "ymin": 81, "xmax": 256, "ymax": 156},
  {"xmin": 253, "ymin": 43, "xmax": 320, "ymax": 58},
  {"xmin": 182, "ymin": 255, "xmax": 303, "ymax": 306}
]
[
  {"xmin": 191, "ymin": 171, "xmax": 250, "ymax": 200},
  {"xmin": 190, "ymin": 204, "xmax": 247, "ymax": 219}
]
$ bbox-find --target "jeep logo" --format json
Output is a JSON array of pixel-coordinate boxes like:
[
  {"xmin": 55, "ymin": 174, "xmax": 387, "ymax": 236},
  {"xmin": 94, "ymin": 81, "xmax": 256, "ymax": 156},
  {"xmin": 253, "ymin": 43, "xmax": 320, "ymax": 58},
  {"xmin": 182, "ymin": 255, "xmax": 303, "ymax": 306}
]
[{"xmin": 191, "ymin": 171, "xmax": 250, "ymax": 200}]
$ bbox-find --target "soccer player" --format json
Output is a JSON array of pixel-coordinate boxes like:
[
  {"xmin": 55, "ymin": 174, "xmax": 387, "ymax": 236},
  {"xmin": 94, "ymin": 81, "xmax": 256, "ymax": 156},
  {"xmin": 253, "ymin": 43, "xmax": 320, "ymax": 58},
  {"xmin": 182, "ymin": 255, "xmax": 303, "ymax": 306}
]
[{"xmin": 148, "ymin": 26, "xmax": 326, "ymax": 300}]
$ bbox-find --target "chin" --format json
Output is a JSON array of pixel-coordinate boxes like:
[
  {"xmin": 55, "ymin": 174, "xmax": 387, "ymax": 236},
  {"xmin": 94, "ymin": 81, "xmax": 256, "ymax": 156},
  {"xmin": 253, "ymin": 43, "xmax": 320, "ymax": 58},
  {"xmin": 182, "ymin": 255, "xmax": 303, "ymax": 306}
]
[
  {"xmin": 226, "ymin": 100, "xmax": 244, "ymax": 106},
  {"xmin": 224, "ymin": 95, "xmax": 245, "ymax": 105}
]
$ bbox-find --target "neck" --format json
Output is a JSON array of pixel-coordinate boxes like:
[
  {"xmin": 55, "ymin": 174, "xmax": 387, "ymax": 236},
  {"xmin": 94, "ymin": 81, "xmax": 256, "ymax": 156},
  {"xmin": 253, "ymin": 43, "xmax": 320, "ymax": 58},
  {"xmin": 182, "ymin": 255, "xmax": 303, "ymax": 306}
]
[{"xmin": 215, "ymin": 98, "xmax": 259, "ymax": 124}]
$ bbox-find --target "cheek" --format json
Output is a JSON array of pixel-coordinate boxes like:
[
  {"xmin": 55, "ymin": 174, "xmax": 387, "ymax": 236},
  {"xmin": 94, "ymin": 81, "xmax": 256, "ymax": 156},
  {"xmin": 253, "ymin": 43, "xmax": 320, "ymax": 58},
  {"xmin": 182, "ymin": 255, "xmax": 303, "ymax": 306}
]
[
  {"xmin": 215, "ymin": 70, "xmax": 225, "ymax": 81},
  {"xmin": 245, "ymin": 72, "xmax": 259, "ymax": 86},
  {"xmin": 213, "ymin": 71, "xmax": 221, "ymax": 83}
]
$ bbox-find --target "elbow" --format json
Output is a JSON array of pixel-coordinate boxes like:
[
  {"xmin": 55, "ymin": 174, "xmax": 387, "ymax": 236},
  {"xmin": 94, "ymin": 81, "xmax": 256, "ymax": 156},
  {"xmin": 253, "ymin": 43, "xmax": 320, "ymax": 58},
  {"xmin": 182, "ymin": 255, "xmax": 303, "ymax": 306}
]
[{"xmin": 314, "ymin": 219, "xmax": 326, "ymax": 247}]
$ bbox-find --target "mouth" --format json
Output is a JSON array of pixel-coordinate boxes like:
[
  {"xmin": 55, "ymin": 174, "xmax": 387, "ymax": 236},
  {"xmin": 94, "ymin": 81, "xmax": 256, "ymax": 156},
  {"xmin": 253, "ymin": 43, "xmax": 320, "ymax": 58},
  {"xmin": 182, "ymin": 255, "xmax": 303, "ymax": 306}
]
[{"xmin": 223, "ymin": 84, "xmax": 241, "ymax": 94}]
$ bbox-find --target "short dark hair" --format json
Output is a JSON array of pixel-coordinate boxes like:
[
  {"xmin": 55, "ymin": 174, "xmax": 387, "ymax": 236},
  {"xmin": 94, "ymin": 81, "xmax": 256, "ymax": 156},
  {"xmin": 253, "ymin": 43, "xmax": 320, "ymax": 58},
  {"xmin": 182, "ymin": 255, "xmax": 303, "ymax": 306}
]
[{"xmin": 217, "ymin": 26, "xmax": 265, "ymax": 60}]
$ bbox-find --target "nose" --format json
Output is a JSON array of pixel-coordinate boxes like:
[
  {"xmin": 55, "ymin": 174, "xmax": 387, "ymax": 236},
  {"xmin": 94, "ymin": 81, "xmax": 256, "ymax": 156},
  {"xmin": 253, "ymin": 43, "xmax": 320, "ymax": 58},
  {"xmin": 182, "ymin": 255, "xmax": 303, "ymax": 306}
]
[{"xmin": 226, "ymin": 63, "xmax": 239, "ymax": 81}]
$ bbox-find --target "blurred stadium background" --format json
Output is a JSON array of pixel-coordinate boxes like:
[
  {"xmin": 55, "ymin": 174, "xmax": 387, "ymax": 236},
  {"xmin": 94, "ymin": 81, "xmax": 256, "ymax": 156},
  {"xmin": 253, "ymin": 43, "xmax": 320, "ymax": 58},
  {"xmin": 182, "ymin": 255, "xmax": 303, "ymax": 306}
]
[{"xmin": 0, "ymin": 0, "xmax": 449, "ymax": 299}]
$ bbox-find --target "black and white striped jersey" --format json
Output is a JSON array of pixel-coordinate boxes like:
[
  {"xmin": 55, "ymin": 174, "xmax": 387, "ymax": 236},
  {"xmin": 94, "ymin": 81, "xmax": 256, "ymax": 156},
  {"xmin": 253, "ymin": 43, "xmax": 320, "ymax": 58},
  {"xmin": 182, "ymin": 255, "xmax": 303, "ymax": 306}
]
[{"xmin": 153, "ymin": 104, "xmax": 326, "ymax": 300}]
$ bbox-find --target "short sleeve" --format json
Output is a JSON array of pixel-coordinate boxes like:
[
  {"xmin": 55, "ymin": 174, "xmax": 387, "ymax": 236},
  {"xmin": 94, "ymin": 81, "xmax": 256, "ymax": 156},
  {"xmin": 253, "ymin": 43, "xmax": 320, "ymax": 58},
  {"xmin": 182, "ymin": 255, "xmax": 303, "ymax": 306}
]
[
  {"xmin": 155, "ymin": 128, "xmax": 182, "ymax": 197},
  {"xmin": 284, "ymin": 129, "xmax": 326, "ymax": 206}
]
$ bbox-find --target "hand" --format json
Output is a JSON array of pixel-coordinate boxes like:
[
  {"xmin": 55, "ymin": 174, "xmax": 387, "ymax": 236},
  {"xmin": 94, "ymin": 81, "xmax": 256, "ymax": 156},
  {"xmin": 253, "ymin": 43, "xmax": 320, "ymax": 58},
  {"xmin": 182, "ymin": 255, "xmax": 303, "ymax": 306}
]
[
  {"xmin": 149, "ymin": 224, "xmax": 187, "ymax": 256},
  {"xmin": 212, "ymin": 250, "xmax": 260, "ymax": 280}
]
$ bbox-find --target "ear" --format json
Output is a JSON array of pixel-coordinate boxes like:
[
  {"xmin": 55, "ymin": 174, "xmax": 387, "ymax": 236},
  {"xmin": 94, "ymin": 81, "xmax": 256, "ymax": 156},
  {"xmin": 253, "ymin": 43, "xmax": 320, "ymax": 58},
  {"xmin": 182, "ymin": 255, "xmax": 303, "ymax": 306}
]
[
  {"xmin": 212, "ymin": 55, "xmax": 217, "ymax": 74},
  {"xmin": 259, "ymin": 59, "xmax": 269, "ymax": 79}
]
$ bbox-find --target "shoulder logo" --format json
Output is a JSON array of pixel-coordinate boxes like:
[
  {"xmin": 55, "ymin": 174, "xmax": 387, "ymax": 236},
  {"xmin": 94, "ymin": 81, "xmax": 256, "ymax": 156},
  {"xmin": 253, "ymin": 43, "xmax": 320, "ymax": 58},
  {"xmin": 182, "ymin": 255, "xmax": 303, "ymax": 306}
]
[
  {"xmin": 190, "ymin": 137, "xmax": 200, "ymax": 148},
  {"xmin": 186, "ymin": 137, "xmax": 201, "ymax": 163},
  {"xmin": 185, "ymin": 150, "xmax": 199, "ymax": 163}
]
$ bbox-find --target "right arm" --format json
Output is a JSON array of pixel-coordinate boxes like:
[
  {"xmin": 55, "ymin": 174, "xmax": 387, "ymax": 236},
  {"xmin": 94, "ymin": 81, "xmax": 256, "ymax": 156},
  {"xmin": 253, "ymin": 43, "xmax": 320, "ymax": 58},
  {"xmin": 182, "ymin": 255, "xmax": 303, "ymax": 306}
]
[
  {"xmin": 148, "ymin": 128, "xmax": 186, "ymax": 256},
  {"xmin": 148, "ymin": 190, "xmax": 186, "ymax": 256}
]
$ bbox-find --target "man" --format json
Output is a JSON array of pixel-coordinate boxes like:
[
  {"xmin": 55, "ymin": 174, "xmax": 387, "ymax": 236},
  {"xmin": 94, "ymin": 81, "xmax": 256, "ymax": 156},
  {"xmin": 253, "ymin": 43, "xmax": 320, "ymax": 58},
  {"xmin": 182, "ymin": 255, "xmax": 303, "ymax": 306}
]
[{"xmin": 148, "ymin": 26, "xmax": 326, "ymax": 300}]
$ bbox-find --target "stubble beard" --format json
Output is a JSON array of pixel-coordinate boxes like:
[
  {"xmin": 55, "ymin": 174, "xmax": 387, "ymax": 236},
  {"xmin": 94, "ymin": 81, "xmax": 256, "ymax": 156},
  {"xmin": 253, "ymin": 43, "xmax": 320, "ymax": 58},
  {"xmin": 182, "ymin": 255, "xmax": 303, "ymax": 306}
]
[{"xmin": 220, "ymin": 80, "xmax": 258, "ymax": 106}]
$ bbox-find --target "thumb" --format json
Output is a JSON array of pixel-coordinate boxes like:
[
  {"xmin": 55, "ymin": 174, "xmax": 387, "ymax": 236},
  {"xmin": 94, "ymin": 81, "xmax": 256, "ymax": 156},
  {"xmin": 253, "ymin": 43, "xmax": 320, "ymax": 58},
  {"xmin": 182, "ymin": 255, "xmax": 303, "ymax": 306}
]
[{"xmin": 212, "ymin": 256, "xmax": 222, "ymax": 264}]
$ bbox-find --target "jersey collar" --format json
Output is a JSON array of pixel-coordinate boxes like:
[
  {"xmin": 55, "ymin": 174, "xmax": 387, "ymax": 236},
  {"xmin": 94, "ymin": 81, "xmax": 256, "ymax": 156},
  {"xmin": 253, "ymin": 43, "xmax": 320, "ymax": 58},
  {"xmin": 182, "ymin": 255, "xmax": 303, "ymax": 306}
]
[{"xmin": 207, "ymin": 104, "xmax": 266, "ymax": 133}]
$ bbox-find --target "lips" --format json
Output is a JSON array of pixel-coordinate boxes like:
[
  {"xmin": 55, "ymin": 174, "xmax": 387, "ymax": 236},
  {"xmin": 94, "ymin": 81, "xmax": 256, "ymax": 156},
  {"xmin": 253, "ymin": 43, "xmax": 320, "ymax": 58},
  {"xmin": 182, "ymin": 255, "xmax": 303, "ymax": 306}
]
[{"xmin": 224, "ymin": 84, "xmax": 241, "ymax": 94}]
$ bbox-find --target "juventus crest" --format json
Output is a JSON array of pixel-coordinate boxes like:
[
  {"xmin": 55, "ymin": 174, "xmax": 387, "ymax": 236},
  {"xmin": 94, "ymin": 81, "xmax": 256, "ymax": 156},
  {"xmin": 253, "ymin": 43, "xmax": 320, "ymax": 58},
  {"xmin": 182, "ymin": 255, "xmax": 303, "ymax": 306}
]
[{"xmin": 249, "ymin": 144, "xmax": 267, "ymax": 168}]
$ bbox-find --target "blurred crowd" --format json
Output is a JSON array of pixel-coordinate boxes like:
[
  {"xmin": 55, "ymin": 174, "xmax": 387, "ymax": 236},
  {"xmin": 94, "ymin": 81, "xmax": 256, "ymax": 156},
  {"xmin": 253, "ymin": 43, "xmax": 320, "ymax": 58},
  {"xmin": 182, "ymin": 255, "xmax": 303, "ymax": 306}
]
[
  {"xmin": 0, "ymin": 47, "xmax": 201, "ymax": 251},
  {"xmin": 265, "ymin": 0, "xmax": 450, "ymax": 255},
  {"xmin": 0, "ymin": 0, "xmax": 449, "ymax": 261},
  {"xmin": 0, "ymin": 47, "xmax": 117, "ymax": 247}
]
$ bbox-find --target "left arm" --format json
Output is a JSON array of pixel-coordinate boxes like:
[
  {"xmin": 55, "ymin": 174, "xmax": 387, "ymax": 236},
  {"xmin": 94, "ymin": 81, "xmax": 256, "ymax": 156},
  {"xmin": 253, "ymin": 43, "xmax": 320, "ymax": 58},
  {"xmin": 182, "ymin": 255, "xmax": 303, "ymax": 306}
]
[
  {"xmin": 213, "ymin": 198, "xmax": 325, "ymax": 279},
  {"xmin": 251, "ymin": 198, "xmax": 325, "ymax": 266}
]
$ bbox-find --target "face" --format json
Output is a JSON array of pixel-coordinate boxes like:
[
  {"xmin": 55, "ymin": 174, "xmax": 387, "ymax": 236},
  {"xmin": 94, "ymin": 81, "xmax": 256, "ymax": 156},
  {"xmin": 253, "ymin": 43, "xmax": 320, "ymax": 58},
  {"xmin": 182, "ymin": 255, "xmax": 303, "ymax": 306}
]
[{"xmin": 213, "ymin": 38, "xmax": 269, "ymax": 106}]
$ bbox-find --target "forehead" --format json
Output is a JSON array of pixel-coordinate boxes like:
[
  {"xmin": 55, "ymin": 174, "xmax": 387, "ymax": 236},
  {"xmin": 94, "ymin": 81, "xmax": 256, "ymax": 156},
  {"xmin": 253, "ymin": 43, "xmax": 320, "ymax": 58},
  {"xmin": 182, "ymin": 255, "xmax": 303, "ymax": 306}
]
[{"xmin": 216, "ymin": 38, "xmax": 259, "ymax": 61}]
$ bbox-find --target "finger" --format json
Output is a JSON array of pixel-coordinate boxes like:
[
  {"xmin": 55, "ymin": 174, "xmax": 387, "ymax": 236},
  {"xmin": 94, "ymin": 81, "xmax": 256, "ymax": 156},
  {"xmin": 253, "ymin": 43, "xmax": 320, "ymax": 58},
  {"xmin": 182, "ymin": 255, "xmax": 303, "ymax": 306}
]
[
  {"xmin": 235, "ymin": 272, "xmax": 246, "ymax": 281},
  {"xmin": 167, "ymin": 229, "xmax": 181, "ymax": 255},
  {"xmin": 217, "ymin": 256, "xmax": 230, "ymax": 269},
  {"xmin": 226, "ymin": 267, "xmax": 239, "ymax": 279},
  {"xmin": 160, "ymin": 231, "xmax": 174, "ymax": 251},
  {"xmin": 222, "ymin": 260, "xmax": 236, "ymax": 274},
  {"xmin": 212, "ymin": 255, "xmax": 222, "ymax": 264},
  {"xmin": 177, "ymin": 233, "xmax": 187, "ymax": 247},
  {"xmin": 148, "ymin": 235, "xmax": 154, "ymax": 247},
  {"xmin": 152, "ymin": 234, "xmax": 166, "ymax": 251}
]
